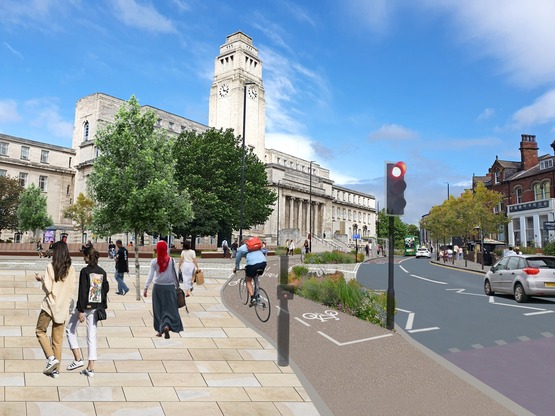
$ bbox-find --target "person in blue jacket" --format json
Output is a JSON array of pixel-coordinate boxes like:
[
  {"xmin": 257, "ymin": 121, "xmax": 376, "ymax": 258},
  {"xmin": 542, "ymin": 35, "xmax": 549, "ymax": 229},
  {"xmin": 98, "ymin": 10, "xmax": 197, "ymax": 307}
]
[{"xmin": 233, "ymin": 237, "xmax": 267, "ymax": 307}]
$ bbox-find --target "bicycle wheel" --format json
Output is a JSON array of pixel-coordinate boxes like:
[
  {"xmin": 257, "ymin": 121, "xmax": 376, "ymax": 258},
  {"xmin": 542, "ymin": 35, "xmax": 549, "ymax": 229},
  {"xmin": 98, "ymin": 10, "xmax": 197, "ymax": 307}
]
[
  {"xmin": 254, "ymin": 287, "xmax": 271, "ymax": 322},
  {"xmin": 238, "ymin": 277, "xmax": 249, "ymax": 305}
]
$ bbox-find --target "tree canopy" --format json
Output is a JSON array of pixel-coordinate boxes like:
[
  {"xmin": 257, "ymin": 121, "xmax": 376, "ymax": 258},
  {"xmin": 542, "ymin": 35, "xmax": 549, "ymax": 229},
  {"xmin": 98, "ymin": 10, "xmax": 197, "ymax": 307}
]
[
  {"xmin": 173, "ymin": 128, "xmax": 276, "ymax": 242},
  {"xmin": 88, "ymin": 96, "xmax": 193, "ymax": 298},
  {"xmin": 0, "ymin": 176, "xmax": 22, "ymax": 234},
  {"xmin": 62, "ymin": 192, "xmax": 94, "ymax": 243},
  {"xmin": 17, "ymin": 183, "xmax": 53, "ymax": 236}
]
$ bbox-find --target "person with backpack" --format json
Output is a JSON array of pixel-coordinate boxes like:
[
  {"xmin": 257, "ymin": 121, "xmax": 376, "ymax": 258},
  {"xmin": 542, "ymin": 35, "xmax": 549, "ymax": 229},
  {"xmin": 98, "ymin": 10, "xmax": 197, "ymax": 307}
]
[{"xmin": 233, "ymin": 237, "xmax": 267, "ymax": 307}]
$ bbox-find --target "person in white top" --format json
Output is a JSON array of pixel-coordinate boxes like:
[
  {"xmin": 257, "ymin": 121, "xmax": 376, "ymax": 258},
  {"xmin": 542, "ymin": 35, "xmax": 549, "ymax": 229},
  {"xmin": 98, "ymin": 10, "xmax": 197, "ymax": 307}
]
[
  {"xmin": 178, "ymin": 240, "xmax": 200, "ymax": 296},
  {"xmin": 505, "ymin": 246, "xmax": 517, "ymax": 256}
]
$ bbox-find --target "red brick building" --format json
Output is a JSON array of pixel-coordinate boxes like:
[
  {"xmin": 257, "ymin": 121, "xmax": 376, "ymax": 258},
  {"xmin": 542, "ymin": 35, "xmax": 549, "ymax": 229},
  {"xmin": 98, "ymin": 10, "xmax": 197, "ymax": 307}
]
[{"xmin": 475, "ymin": 134, "xmax": 555, "ymax": 248}]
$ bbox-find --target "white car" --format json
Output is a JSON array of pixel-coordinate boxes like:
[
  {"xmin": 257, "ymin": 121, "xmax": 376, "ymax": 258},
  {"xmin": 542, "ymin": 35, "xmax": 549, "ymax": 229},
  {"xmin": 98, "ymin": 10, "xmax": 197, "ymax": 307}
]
[{"xmin": 415, "ymin": 247, "xmax": 432, "ymax": 258}]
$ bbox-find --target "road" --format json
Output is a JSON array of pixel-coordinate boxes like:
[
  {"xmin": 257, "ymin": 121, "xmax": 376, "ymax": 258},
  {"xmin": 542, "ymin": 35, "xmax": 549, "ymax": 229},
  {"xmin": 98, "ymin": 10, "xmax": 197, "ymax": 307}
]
[
  {"xmin": 221, "ymin": 257, "xmax": 520, "ymax": 416},
  {"xmin": 358, "ymin": 257, "xmax": 555, "ymax": 416}
]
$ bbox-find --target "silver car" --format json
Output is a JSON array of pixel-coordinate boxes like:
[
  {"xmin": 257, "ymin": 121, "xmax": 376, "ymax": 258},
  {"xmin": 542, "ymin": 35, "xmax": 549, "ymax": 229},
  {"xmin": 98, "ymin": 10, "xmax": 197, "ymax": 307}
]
[
  {"xmin": 415, "ymin": 247, "xmax": 431, "ymax": 258},
  {"xmin": 484, "ymin": 255, "xmax": 555, "ymax": 303}
]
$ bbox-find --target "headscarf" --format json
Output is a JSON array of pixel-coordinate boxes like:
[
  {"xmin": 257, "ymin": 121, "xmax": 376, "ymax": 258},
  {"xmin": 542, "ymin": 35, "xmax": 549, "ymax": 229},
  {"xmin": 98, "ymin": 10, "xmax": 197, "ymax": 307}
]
[{"xmin": 156, "ymin": 240, "xmax": 170, "ymax": 272}]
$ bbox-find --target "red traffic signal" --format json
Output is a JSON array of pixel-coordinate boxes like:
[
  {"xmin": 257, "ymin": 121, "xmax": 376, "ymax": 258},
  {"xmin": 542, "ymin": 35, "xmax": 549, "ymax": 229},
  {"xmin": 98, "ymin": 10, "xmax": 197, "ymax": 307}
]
[{"xmin": 385, "ymin": 161, "xmax": 407, "ymax": 216}]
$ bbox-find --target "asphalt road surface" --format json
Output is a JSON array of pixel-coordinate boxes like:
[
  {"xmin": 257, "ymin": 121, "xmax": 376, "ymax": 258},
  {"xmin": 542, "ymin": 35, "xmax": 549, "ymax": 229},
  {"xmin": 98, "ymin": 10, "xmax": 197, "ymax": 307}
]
[
  {"xmin": 358, "ymin": 257, "xmax": 555, "ymax": 416},
  {"xmin": 222, "ymin": 257, "xmax": 520, "ymax": 416}
]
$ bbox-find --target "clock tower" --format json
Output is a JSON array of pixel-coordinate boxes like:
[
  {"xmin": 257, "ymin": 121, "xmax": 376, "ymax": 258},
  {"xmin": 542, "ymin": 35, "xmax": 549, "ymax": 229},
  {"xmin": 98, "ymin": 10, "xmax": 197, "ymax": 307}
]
[{"xmin": 208, "ymin": 32, "xmax": 266, "ymax": 161}]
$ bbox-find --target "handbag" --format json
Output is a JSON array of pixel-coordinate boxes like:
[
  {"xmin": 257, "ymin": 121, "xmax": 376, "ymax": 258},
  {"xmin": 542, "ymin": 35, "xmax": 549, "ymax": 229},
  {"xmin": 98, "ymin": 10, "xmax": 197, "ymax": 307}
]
[
  {"xmin": 195, "ymin": 270, "xmax": 205, "ymax": 285},
  {"xmin": 171, "ymin": 259, "xmax": 188, "ymax": 311},
  {"xmin": 96, "ymin": 308, "xmax": 107, "ymax": 321}
]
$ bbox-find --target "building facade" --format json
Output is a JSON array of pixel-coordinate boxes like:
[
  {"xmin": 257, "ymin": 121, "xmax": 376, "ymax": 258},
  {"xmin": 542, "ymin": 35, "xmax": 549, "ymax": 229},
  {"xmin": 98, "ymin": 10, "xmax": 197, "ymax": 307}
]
[
  {"xmin": 477, "ymin": 134, "xmax": 555, "ymax": 248},
  {"xmin": 0, "ymin": 31, "xmax": 376, "ymax": 246}
]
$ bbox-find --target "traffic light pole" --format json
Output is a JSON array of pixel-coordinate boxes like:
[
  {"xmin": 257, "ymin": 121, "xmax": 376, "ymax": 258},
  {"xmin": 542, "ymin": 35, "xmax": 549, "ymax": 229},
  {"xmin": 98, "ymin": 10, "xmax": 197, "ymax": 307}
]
[{"xmin": 386, "ymin": 216, "xmax": 395, "ymax": 330}]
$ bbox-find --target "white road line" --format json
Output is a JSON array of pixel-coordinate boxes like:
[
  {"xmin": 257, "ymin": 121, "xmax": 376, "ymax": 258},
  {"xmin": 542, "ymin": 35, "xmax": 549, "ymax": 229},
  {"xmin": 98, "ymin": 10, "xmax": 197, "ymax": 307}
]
[
  {"xmin": 294, "ymin": 317, "xmax": 311, "ymax": 327},
  {"xmin": 488, "ymin": 297, "xmax": 548, "ymax": 311},
  {"xmin": 407, "ymin": 327, "xmax": 440, "ymax": 333},
  {"xmin": 317, "ymin": 331, "xmax": 393, "ymax": 346},
  {"xmin": 410, "ymin": 274, "xmax": 447, "ymax": 285},
  {"xmin": 405, "ymin": 312, "xmax": 415, "ymax": 330},
  {"xmin": 396, "ymin": 308, "xmax": 412, "ymax": 313},
  {"xmin": 446, "ymin": 288, "xmax": 486, "ymax": 297},
  {"xmin": 399, "ymin": 265, "xmax": 409, "ymax": 274},
  {"xmin": 524, "ymin": 310, "xmax": 555, "ymax": 316}
]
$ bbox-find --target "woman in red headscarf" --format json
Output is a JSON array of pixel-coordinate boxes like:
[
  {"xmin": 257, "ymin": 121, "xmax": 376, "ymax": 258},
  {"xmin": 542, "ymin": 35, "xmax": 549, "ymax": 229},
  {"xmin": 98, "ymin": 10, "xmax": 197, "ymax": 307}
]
[{"xmin": 143, "ymin": 240, "xmax": 183, "ymax": 338}]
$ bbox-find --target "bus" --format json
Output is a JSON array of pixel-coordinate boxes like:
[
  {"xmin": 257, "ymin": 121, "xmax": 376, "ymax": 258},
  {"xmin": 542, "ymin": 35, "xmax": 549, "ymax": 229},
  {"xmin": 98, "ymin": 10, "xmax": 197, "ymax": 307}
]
[{"xmin": 404, "ymin": 236, "xmax": 419, "ymax": 256}]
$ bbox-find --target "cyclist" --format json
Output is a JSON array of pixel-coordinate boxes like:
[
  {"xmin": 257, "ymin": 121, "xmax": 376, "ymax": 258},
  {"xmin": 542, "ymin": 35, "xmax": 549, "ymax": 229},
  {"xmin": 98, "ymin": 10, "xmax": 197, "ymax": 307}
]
[{"xmin": 233, "ymin": 237, "xmax": 267, "ymax": 307}]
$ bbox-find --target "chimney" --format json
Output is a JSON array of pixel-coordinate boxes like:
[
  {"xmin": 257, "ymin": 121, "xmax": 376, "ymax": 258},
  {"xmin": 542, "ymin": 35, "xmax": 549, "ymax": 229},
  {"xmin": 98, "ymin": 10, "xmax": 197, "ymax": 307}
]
[{"xmin": 520, "ymin": 134, "xmax": 538, "ymax": 170}]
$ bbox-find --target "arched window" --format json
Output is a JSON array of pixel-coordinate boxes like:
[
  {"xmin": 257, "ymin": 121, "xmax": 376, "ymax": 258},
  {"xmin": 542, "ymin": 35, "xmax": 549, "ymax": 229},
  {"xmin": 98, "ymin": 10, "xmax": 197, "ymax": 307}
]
[
  {"xmin": 534, "ymin": 181, "xmax": 551, "ymax": 200},
  {"xmin": 515, "ymin": 187, "xmax": 522, "ymax": 204},
  {"xmin": 83, "ymin": 121, "xmax": 89, "ymax": 141}
]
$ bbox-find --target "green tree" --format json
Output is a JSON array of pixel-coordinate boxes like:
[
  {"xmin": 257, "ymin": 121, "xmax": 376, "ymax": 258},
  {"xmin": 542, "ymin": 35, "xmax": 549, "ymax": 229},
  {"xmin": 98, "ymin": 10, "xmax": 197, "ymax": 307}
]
[
  {"xmin": 17, "ymin": 183, "xmax": 53, "ymax": 238},
  {"xmin": 88, "ymin": 96, "xmax": 194, "ymax": 299},
  {"xmin": 62, "ymin": 192, "xmax": 94, "ymax": 244},
  {"xmin": 377, "ymin": 209, "xmax": 408, "ymax": 251},
  {"xmin": 0, "ymin": 176, "xmax": 22, "ymax": 236},
  {"xmin": 173, "ymin": 128, "xmax": 276, "ymax": 245}
]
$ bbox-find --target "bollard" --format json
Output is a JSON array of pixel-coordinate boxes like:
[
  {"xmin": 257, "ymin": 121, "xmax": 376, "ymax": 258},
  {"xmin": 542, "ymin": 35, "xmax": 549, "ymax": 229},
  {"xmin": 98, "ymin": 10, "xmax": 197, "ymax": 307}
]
[{"xmin": 277, "ymin": 255, "xmax": 293, "ymax": 366}]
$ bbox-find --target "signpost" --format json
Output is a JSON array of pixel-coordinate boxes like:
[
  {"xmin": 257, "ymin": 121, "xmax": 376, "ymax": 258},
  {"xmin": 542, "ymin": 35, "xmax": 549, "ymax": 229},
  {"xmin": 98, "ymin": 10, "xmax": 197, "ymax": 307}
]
[
  {"xmin": 543, "ymin": 221, "xmax": 555, "ymax": 230},
  {"xmin": 353, "ymin": 234, "xmax": 360, "ymax": 263}
]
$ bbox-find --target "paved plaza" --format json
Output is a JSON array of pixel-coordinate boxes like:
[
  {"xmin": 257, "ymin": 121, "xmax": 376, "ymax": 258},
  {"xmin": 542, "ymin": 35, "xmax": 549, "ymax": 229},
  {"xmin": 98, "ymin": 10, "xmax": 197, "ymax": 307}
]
[{"xmin": 0, "ymin": 257, "xmax": 318, "ymax": 416}]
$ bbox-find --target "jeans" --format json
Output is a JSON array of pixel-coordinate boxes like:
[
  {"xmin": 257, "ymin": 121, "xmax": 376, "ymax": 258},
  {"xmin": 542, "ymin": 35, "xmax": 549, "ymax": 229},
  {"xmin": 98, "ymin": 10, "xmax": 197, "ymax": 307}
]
[
  {"xmin": 115, "ymin": 272, "xmax": 129, "ymax": 293},
  {"xmin": 66, "ymin": 308, "xmax": 98, "ymax": 360}
]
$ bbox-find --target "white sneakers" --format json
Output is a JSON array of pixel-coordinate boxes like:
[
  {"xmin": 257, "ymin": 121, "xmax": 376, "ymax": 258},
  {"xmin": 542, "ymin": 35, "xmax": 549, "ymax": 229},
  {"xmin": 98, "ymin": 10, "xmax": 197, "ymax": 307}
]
[
  {"xmin": 67, "ymin": 360, "xmax": 84, "ymax": 371},
  {"xmin": 43, "ymin": 358, "xmax": 59, "ymax": 375}
]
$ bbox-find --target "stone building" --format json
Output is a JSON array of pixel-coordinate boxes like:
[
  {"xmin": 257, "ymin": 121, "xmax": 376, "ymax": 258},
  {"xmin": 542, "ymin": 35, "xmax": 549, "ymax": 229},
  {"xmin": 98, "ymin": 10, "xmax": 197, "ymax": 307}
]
[
  {"xmin": 475, "ymin": 134, "xmax": 555, "ymax": 248},
  {"xmin": 0, "ymin": 31, "xmax": 375, "ymax": 246}
]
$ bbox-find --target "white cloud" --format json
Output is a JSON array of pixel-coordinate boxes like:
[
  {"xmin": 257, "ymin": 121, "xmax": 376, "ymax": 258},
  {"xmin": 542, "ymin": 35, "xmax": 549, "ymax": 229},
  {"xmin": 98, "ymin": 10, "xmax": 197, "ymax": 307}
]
[
  {"xmin": 266, "ymin": 133, "xmax": 315, "ymax": 161},
  {"xmin": 369, "ymin": 124, "xmax": 417, "ymax": 141},
  {"xmin": 25, "ymin": 98, "xmax": 73, "ymax": 140},
  {"xmin": 512, "ymin": 89, "xmax": 555, "ymax": 127},
  {"xmin": 3, "ymin": 41, "xmax": 23, "ymax": 59},
  {"xmin": 344, "ymin": 0, "xmax": 397, "ymax": 35},
  {"xmin": 477, "ymin": 107, "xmax": 495, "ymax": 121},
  {"xmin": 0, "ymin": 99, "xmax": 21, "ymax": 123},
  {"xmin": 421, "ymin": 0, "xmax": 555, "ymax": 88},
  {"xmin": 331, "ymin": 171, "xmax": 361, "ymax": 185},
  {"xmin": 113, "ymin": 0, "xmax": 175, "ymax": 33}
]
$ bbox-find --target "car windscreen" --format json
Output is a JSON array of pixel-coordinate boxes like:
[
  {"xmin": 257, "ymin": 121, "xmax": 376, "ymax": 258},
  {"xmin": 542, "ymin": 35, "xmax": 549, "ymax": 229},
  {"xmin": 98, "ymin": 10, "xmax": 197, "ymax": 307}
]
[{"xmin": 527, "ymin": 257, "xmax": 555, "ymax": 269}]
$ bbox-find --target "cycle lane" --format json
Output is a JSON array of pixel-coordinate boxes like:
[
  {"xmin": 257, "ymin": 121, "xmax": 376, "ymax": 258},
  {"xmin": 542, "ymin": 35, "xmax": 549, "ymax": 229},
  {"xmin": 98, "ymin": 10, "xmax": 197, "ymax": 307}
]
[{"xmin": 221, "ymin": 273, "xmax": 520, "ymax": 416}]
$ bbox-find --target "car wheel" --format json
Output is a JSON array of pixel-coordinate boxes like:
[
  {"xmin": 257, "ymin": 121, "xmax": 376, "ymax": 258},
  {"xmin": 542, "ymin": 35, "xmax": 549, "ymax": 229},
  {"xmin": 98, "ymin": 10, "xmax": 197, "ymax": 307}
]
[
  {"xmin": 484, "ymin": 279, "xmax": 494, "ymax": 296},
  {"xmin": 514, "ymin": 283, "xmax": 529, "ymax": 303}
]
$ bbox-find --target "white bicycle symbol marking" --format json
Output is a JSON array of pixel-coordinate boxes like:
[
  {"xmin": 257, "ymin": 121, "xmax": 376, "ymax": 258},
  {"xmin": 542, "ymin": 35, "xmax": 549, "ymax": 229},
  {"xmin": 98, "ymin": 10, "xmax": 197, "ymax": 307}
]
[{"xmin": 302, "ymin": 310, "xmax": 340, "ymax": 322}]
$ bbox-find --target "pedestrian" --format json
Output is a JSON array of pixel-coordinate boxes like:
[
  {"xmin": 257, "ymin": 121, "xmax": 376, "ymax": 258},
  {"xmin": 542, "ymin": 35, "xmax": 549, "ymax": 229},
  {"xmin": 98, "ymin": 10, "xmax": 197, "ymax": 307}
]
[
  {"xmin": 114, "ymin": 239, "xmax": 129, "ymax": 295},
  {"xmin": 36, "ymin": 241, "xmax": 44, "ymax": 258},
  {"xmin": 365, "ymin": 243, "xmax": 370, "ymax": 257},
  {"xmin": 108, "ymin": 240, "xmax": 116, "ymax": 259},
  {"xmin": 231, "ymin": 239, "xmax": 238, "ymax": 258},
  {"xmin": 304, "ymin": 239, "xmax": 309, "ymax": 254},
  {"xmin": 35, "ymin": 241, "xmax": 76, "ymax": 378},
  {"xmin": 458, "ymin": 246, "xmax": 463, "ymax": 260},
  {"xmin": 285, "ymin": 239, "xmax": 289, "ymax": 251},
  {"xmin": 178, "ymin": 240, "xmax": 200, "ymax": 296},
  {"xmin": 65, "ymin": 247, "xmax": 109, "ymax": 377},
  {"xmin": 262, "ymin": 241, "xmax": 269, "ymax": 256},
  {"xmin": 505, "ymin": 246, "xmax": 516, "ymax": 257},
  {"xmin": 80, "ymin": 240, "xmax": 93, "ymax": 253},
  {"xmin": 222, "ymin": 239, "xmax": 229, "ymax": 258},
  {"xmin": 143, "ymin": 240, "xmax": 184, "ymax": 339},
  {"xmin": 288, "ymin": 239, "xmax": 295, "ymax": 256},
  {"xmin": 447, "ymin": 247, "xmax": 454, "ymax": 263},
  {"xmin": 323, "ymin": 232, "xmax": 326, "ymax": 239}
]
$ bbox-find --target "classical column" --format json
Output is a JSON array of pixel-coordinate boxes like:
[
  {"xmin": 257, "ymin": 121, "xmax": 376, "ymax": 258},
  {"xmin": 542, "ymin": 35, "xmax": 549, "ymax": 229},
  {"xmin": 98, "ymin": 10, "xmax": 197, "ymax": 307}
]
[
  {"xmin": 519, "ymin": 216, "xmax": 526, "ymax": 247},
  {"xmin": 289, "ymin": 197, "xmax": 295, "ymax": 229},
  {"xmin": 533, "ymin": 214, "xmax": 542, "ymax": 248},
  {"xmin": 297, "ymin": 199, "xmax": 303, "ymax": 234},
  {"xmin": 313, "ymin": 203, "xmax": 320, "ymax": 236}
]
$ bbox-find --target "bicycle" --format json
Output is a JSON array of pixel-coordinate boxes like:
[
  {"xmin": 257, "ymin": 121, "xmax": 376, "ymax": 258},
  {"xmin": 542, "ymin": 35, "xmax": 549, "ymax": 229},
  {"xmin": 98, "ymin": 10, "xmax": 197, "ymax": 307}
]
[{"xmin": 237, "ymin": 268, "xmax": 271, "ymax": 322}]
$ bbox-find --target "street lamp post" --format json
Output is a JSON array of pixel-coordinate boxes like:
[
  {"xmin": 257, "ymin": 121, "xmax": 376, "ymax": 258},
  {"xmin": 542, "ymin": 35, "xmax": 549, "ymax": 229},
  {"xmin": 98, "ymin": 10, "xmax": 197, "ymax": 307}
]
[
  {"xmin": 445, "ymin": 182, "xmax": 450, "ymax": 199},
  {"xmin": 276, "ymin": 181, "xmax": 281, "ymax": 246},
  {"xmin": 239, "ymin": 82, "xmax": 255, "ymax": 244},
  {"xmin": 309, "ymin": 162, "xmax": 312, "ymax": 253}
]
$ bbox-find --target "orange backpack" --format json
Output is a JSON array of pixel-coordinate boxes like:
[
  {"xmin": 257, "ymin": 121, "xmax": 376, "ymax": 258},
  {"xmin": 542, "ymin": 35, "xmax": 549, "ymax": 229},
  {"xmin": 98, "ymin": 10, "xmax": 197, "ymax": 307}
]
[{"xmin": 245, "ymin": 237, "xmax": 263, "ymax": 252}]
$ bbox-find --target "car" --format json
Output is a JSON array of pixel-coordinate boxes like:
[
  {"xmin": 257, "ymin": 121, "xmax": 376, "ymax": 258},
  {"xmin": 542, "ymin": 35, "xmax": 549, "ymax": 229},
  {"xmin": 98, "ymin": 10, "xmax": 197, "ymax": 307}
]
[
  {"xmin": 415, "ymin": 247, "xmax": 432, "ymax": 258},
  {"xmin": 484, "ymin": 254, "xmax": 555, "ymax": 303}
]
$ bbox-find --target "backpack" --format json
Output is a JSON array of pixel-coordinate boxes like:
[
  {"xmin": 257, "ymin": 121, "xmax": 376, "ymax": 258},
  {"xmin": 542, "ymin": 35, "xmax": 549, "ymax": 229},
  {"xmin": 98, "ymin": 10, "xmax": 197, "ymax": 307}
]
[{"xmin": 246, "ymin": 237, "xmax": 263, "ymax": 252}]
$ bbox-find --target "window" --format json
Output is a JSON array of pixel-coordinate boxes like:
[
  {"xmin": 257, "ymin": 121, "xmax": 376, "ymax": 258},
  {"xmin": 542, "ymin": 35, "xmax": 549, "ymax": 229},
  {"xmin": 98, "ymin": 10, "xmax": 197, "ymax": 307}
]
[
  {"xmin": 515, "ymin": 188, "xmax": 522, "ymax": 204},
  {"xmin": 156, "ymin": 118, "xmax": 162, "ymax": 127},
  {"xmin": 169, "ymin": 121, "xmax": 174, "ymax": 131},
  {"xmin": 0, "ymin": 142, "xmax": 8, "ymax": 155},
  {"xmin": 83, "ymin": 121, "xmax": 90, "ymax": 141},
  {"xmin": 66, "ymin": 185, "xmax": 70, "ymax": 195},
  {"xmin": 18, "ymin": 172, "xmax": 28, "ymax": 187},
  {"xmin": 40, "ymin": 150, "xmax": 49, "ymax": 163},
  {"xmin": 21, "ymin": 146, "xmax": 30, "ymax": 160},
  {"xmin": 38, "ymin": 175, "xmax": 47, "ymax": 192},
  {"xmin": 540, "ymin": 159, "xmax": 554, "ymax": 170},
  {"xmin": 534, "ymin": 182, "xmax": 551, "ymax": 200},
  {"xmin": 494, "ymin": 171, "xmax": 500, "ymax": 184},
  {"xmin": 0, "ymin": 169, "xmax": 6, "ymax": 177},
  {"xmin": 68, "ymin": 157, "xmax": 72, "ymax": 167}
]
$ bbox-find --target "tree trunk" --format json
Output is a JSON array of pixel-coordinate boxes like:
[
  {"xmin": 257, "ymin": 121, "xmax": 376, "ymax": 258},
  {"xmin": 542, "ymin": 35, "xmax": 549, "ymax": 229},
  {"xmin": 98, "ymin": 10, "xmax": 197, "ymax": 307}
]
[{"xmin": 134, "ymin": 231, "xmax": 141, "ymax": 301}]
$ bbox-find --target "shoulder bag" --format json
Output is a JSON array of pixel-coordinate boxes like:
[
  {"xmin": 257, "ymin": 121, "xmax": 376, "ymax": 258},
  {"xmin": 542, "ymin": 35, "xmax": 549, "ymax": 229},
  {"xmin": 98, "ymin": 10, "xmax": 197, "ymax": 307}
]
[{"xmin": 171, "ymin": 259, "xmax": 187, "ymax": 310}]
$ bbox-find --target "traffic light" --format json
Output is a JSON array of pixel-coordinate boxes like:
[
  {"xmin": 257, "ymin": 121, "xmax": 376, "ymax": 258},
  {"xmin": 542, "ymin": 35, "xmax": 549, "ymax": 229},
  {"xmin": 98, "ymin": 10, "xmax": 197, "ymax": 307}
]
[{"xmin": 385, "ymin": 161, "xmax": 407, "ymax": 216}]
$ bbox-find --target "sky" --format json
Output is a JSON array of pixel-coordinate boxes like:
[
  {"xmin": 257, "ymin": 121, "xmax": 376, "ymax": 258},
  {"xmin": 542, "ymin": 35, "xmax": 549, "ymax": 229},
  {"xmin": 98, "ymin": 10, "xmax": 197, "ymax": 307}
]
[{"xmin": 2, "ymin": 0, "xmax": 555, "ymax": 226}]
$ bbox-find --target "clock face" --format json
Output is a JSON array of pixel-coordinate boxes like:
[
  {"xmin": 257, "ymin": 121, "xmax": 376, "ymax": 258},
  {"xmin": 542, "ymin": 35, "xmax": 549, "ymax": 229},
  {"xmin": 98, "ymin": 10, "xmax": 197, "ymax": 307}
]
[
  {"xmin": 247, "ymin": 85, "xmax": 258, "ymax": 100},
  {"xmin": 218, "ymin": 84, "xmax": 229, "ymax": 98}
]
